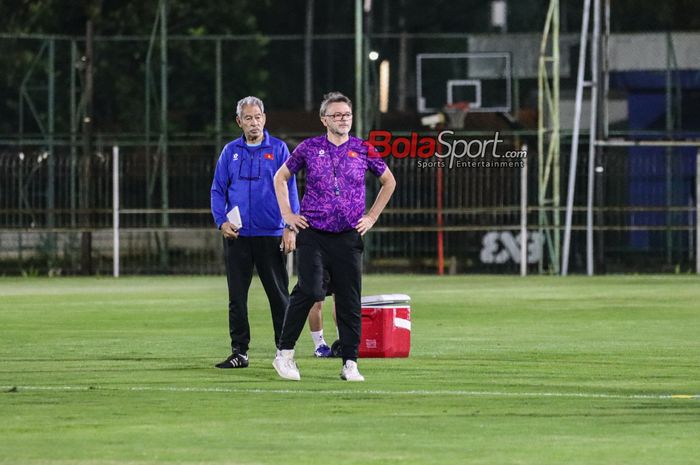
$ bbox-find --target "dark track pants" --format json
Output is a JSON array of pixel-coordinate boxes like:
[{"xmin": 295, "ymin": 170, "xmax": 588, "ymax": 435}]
[
  {"xmin": 278, "ymin": 228, "xmax": 363, "ymax": 362},
  {"xmin": 223, "ymin": 236, "xmax": 289, "ymax": 354}
]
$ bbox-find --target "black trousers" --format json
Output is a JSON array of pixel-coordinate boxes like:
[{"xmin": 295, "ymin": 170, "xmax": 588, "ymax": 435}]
[
  {"xmin": 278, "ymin": 228, "xmax": 363, "ymax": 362},
  {"xmin": 223, "ymin": 236, "xmax": 289, "ymax": 354}
]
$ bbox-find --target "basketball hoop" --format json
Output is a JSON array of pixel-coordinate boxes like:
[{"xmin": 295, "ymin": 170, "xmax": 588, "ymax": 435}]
[{"xmin": 443, "ymin": 101, "xmax": 470, "ymax": 129}]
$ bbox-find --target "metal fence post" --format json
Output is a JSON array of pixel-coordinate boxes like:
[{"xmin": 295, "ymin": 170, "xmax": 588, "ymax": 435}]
[
  {"xmin": 520, "ymin": 144, "xmax": 528, "ymax": 276},
  {"xmin": 113, "ymin": 146, "xmax": 120, "ymax": 278},
  {"xmin": 696, "ymin": 149, "xmax": 700, "ymax": 275}
]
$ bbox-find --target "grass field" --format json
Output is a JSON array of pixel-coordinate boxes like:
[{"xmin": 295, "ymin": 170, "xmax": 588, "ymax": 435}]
[{"xmin": 1, "ymin": 274, "xmax": 699, "ymax": 465}]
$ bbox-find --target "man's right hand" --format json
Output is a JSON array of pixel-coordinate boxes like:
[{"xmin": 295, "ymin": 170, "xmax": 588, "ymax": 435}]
[
  {"xmin": 281, "ymin": 228, "xmax": 297, "ymax": 254},
  {"xmin": 282, "ymin": 213, "xmax": 308, "ymax": 232},
  {"xmin": 221, "ymin": 221, "xmax": 239, "ymax": 239}
]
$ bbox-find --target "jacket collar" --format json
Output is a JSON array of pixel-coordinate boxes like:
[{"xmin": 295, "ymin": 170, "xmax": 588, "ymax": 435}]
[{"xmin": 233, "ymin": 129, "xmax": 272, "ymax": 149}]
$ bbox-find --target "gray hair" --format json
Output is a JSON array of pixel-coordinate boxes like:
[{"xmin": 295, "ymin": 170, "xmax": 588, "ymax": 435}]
[
  {"xmin": 319, "ymin": 91, "xmax": 352, "ymax": 118},
  {"xmin": 236, "ymin": 96, "xmax": 265, "ymax": 117}
]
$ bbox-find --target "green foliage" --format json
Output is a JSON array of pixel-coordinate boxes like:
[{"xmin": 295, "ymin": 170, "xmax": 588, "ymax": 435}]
[
  {"xmin": 1, "ymin": 275, "xmax": 699, "ymax": 465},
  {"xmin": 0, "ymin": 0, "xmax": 271, "ymax": 135},
  {"xmin": 2, "ymin": 0, "xmax": 700, "ymax": 136}
]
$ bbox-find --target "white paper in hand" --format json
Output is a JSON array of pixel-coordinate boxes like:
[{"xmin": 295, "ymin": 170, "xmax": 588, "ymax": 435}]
[{"xmin": 226, "ymin": 206, "xmax": 243, "ymax": 230}]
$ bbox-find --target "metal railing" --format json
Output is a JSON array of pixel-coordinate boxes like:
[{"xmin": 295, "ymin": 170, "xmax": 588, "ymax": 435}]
[{"xmin": 2, "ymin": 138, "xmax": 698, "ymax": 275}]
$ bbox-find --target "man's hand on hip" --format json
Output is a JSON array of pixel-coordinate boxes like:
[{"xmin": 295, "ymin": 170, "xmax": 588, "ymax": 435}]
[
  {"xmin": 355, "ymin": 215, "xmax": 377, "ymax": 236},
  {"xmin": 221, "ymin": 221, "xmax": 239, "ymax": 239},
  {"xmin": 282, "ymin": 212, "xmax": 308, "ymax": 232},
  {"xmin": 281, "ymin": 228, "xmax": 297, "ymax": 254}
]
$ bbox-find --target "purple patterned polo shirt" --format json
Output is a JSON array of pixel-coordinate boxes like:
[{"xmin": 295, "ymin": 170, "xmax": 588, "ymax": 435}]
[{"xmin": 285, "ymin": 135, "xmax": 387, "ymax": 233}]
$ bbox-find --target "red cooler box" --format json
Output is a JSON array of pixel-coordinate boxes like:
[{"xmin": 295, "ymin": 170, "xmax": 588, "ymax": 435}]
[{"xmin": 359, "ymin": 294, "xmax": 411, "ymax": 358}]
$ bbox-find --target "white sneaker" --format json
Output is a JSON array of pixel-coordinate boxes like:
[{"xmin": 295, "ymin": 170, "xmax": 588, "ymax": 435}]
[
  {"xmin": 340, "ymin": 360, "xmax": 365, "ymax": 382},
  {"xmin": 272, "ymin": 350, "xmax": 300, "ymax": 381}
]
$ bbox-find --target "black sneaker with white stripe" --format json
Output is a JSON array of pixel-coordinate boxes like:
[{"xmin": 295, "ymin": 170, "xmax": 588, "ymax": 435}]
[{"xmin": 215, "ymin": 351, "xmax": 249, "ymax": 369}]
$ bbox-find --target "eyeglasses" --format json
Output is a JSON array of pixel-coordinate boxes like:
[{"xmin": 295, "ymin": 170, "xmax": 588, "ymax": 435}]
[
  {"xmin": 324, "ymin": 112, "xmax": 353, "ymax": 121},
  {"xmin": 238, "ymin": 153, "xmax": 261, "ymax": 180}
]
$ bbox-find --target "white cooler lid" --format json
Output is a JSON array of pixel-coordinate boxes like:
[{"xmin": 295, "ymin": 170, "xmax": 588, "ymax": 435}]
[{"xmin": 361, "ymin": 294, "xmax": 411, "ymax": 306}]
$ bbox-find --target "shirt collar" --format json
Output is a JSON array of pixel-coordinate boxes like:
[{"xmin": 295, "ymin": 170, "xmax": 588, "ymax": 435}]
[{"xmin": 325, "ymin": 135, "xmax": 355, "ymax": 153}]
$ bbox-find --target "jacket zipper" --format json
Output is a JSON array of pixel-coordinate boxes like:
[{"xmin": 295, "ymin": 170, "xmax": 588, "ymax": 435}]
[{"xmin": 248, "ymin": 148, "xmax": 255, "ymax": 230}]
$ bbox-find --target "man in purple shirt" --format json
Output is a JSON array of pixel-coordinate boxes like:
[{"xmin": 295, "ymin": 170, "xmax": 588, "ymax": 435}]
[{"xmin": 272, "ymin": 91, "xmax": 396, "ymax": 381}]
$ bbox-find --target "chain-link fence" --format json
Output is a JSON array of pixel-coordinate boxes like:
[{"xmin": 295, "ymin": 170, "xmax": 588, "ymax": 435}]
[
  {"xmin": 2, "ymin": 138, "xmax": 697, "ymax": 275},
  {"xmin": 1, "ymin": 32, "xmax": 698, "ymax": 275}
]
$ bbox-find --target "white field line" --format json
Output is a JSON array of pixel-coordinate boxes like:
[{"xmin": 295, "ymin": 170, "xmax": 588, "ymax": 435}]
[{"xmin": 1, "ymin": 385, "xmax": 697, "ymax": 400}]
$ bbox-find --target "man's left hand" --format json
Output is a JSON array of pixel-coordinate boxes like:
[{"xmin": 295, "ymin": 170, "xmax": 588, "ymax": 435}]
[
  {"xmin": 355, "ymin": 215, "xmax": 377, "ymax": 236},
  {"xmin": 281, "ymin": 228, "xmax": 297, "ymax": 253}
]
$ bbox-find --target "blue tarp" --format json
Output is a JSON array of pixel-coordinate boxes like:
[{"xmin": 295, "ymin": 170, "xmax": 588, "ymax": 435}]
[{"xmin": 609, "ymin": 70, "xmax": 700, "ymax": 250}]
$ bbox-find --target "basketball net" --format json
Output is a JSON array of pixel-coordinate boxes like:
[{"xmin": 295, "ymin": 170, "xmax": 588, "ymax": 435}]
[{"xmin": 443, "ymin": 101, "xmax": 470, "ymax": 129}]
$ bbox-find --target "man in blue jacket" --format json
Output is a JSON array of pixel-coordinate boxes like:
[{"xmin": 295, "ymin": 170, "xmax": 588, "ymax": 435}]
[{"xmin": 211, "ymin": 96, "xmax": 299, "ymax": 369}]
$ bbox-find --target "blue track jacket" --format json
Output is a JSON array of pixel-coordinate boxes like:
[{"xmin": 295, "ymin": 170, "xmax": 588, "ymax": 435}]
[{"xmin": 211, "ymin": 130, "xmax": 299, "ymax": 236}]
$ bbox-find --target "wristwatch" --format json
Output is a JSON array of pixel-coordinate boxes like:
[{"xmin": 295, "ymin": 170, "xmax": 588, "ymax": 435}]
[{"xmin": 284, "ymin": 224, "xmax": 296, "ymax": 231}]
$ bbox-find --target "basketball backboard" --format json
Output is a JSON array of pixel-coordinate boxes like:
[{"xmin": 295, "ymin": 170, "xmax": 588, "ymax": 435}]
[{"xmin": 416, "ymin": 52, "xmax": 512, "ymax": 114}]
